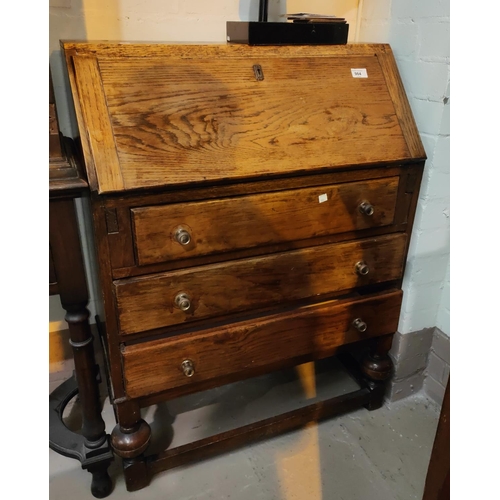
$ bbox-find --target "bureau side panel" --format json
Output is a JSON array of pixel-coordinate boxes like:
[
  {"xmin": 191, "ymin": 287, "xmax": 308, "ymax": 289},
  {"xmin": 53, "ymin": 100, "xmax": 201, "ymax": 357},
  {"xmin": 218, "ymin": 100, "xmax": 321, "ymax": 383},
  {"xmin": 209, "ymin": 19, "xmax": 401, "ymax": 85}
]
[
  {"xmin": 377, "ymin": 46, "xmax": 426, "ymax": 160},
  {"xmin": 89, "ymin": 196, "xmax": 129, "ymax": 400}
]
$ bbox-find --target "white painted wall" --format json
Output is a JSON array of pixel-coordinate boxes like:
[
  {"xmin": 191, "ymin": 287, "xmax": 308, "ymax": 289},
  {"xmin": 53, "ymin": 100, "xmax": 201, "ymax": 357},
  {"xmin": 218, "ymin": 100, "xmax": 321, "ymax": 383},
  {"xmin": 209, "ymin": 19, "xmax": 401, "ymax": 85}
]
[
  {"xmin": 436, "ymin": 260, "xmax": 450, "ymax": 334},
  {"xmin": 358, "ymin": 0, "xmax": 450, "ymax": 336}
]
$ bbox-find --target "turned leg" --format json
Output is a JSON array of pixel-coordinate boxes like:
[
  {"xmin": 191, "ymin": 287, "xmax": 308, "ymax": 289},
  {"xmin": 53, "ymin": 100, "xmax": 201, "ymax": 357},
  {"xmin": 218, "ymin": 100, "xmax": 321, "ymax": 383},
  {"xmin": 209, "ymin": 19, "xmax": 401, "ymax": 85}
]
[
  {"xmin": 50, "ymin": 198, "xmax": 113, "ymax": 497},
  {"xmin": 67, "ymin": 307, "xmax": 113, "ymax": 497},
  {"xmin": 111, "ymin": 401, "xmax": 152, "ymax": 491},
  {"xmin": 361, "ymin": 334, "xmax": 394, "ymax": 411},
  {"xmin": 66, "ymin": 308, "xmax": 106, "ymax": 446},
  {"xmin": 87, "ymin": 460, "xmax": 114, "ymax": 499}
]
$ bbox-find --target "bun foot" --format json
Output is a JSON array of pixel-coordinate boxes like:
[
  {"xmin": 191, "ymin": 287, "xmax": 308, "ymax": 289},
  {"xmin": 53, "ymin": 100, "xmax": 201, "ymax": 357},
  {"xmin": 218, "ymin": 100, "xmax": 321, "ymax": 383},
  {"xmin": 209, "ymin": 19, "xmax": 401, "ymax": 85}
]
[
  {"xmin": 362, "ymin": 353, "xmax": 393, "ymax": 381},
  {"xmin": 360, "ymin": 335, "xmax": 394, "ymax": 411},
  {"xmin": 89, "ymin": 463, "xmax": 113, "ymax": 498}
]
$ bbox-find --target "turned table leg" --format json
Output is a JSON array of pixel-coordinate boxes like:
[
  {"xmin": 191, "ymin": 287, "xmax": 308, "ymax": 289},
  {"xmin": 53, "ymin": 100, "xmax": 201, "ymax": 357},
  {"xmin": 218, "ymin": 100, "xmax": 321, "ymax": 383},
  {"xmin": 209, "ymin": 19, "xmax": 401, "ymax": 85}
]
[
  {"xmin": 66, "ymin": 306, "xmax": 113, "ymax": 497},
  {"xmin": 361, "ymin": 334, "xmax": 394, "ymax": 411},
  {"xmin": 49, "ymin": 197, "xmax": 113, "ymax": 498},
  {"xmin": 111, "ymin": 401, "xmax": 152, "ymax": 492}
]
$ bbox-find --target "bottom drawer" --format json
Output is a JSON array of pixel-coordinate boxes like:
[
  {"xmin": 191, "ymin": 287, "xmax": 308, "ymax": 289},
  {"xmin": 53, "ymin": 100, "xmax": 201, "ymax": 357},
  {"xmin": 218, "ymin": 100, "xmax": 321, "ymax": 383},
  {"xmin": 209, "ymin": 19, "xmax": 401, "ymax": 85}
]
[{"xmin": 122, "ymin": 290, "xmax": 403, "ymax": 398}]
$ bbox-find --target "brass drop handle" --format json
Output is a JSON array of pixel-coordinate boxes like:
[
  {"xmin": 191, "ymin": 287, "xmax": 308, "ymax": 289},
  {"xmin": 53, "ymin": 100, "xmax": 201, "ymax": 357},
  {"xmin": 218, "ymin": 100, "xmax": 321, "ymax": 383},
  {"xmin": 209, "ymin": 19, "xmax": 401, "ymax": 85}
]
[
  {"xmin": 175, "ymin": 292, "xmax": 191, "ymax": 311},
  {"xmin": 355, "ymin": 261, "xmax": 370, "ymax": 276},
  {"xmin": 352, "ymin": 318, "xmax": 367, "ymax": 333},
  {"xmin": 175, "ymin": 228, "xmax": 191, "ymax": 246},
  {"xmin": 359, "ymin": 201, "xmax": 374, "ymax": 216},
  {"xmin": 181, "ymin": 359, "xmax": 195, "ymax": 377}
]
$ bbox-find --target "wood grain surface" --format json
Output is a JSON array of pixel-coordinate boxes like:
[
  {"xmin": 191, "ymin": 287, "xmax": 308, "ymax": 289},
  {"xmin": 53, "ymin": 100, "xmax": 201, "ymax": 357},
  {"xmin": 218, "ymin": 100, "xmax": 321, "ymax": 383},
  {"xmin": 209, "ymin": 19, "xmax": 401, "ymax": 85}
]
[
  {"xmin": 100, "ymin": 55, "xmax": 407, "ymax": 190},
  {"xmin": 62, "ymin": 43, "xmax": 425, "ymax": 194},
  {"xmin": 71, "ymin": 56, "xmax": 124, "ymax": 191},
  {"xmin": 62, "ymin": 42, "xmax": 387, "ymax": 58},
  {"xmin": 115, "ymin": 233, "xmax": 406, "ymax": 335},
  {"xmin": 376, "ymin": 46, "xmax": 426, "ymax": 159},
  {"xmin": 122, "ymin": 290, "xmax": 403, "ymax": 398},
  {"xmin": 132, "ymin": 176, "xmax": 399, "ymax": 265}
]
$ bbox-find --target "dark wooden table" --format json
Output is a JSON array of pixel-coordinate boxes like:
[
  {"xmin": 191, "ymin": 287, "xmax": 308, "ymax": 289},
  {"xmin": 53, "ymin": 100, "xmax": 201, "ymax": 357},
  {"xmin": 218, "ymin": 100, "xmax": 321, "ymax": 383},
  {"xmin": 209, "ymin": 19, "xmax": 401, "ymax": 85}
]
[{"xmin": 49, "ymin": 77, "xmax": 114, "ymax": 498}]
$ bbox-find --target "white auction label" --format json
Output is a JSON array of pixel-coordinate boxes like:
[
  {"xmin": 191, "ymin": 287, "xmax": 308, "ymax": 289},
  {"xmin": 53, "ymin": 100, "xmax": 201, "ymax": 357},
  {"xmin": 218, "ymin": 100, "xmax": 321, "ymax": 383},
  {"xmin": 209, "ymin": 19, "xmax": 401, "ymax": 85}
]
[
  {"xmin": 318, "ymin": 193, "xmax": 328, "ymax": 203},
  {"xmin": 351, "ymin": 68, "xmax": 368, "ymax": 78}
]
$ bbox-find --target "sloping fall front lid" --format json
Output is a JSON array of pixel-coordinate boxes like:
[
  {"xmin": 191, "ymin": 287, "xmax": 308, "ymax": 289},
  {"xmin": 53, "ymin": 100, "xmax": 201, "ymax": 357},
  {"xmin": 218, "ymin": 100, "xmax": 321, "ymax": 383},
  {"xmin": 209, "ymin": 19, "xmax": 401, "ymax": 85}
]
[{"xmin": 62, "ymin": 42, "xmax": 425, "ymax": 194}]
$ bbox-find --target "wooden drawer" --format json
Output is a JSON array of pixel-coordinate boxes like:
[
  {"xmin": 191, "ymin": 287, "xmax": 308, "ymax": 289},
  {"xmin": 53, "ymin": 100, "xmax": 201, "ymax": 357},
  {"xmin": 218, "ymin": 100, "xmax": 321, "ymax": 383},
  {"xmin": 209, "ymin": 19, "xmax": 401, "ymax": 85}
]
[
  {"xmin": 115, "ymin": 233, "xmax": 406, "ymax": 335},
  {"xmin": 122, "ymin": 290, "xmax": 403, "ymax": 398},
  {"xmin": 131, "ymin": 176, "xmax": 399, "ymax": 266}
]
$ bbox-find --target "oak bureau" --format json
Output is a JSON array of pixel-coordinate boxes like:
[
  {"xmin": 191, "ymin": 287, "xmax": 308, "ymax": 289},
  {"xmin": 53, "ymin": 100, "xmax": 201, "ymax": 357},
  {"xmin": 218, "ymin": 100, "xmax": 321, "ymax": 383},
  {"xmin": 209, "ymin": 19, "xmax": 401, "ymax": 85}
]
[{"xmin": 62, "ymin": 41, "xmax": 425, "ymax": 494}]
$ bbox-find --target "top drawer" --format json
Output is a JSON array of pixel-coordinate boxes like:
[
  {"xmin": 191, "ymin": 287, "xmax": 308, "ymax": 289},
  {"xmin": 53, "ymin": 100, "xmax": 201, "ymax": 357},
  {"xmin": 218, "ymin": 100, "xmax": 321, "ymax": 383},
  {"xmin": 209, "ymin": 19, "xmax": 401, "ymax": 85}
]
[{"xmin": 132, "ymin": 176, "xmax": 399, "ymax": 266}]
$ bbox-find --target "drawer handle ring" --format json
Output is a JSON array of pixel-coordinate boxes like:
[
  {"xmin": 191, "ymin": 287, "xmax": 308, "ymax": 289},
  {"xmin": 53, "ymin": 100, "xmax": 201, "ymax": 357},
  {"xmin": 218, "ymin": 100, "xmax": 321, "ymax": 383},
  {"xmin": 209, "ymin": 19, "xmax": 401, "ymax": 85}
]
[
  {"xmin": 359, "ymin": 201, "xmax": 374, "ymax": 216},
  {"xmin": 181, "ymin": 359, "xmax": 195, "ymax": 377},
  {"xmin": 352, "ymin": 318, "xmax": 367, "ymax": 333},
  {"xmin": 175, "ymin": 228, "xmax": 191, "ymax": 246},
  {"xmin": 355, "ymin": 261, "xmax": 370, "ymax": 276},
  {"xmin": 175, "ymin": 292, "xmax": 192, "ymax": 311}
]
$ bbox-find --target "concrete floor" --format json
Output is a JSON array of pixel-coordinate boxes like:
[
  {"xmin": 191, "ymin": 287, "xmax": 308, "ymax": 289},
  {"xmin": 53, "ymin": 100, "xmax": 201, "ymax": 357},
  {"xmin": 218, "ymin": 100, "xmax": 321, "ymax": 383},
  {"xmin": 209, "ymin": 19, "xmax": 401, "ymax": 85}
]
[{"xmin": 49, "ymin": 361, "xmax": 440, "ymax": 500}]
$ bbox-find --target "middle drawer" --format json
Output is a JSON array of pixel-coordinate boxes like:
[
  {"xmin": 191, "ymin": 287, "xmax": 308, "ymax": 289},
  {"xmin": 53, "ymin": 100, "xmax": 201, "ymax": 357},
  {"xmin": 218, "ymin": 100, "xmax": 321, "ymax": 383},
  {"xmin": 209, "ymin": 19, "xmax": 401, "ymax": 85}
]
[{"xmin": 114, "ymin": 233, "xmax": 406, "ymax": 336}]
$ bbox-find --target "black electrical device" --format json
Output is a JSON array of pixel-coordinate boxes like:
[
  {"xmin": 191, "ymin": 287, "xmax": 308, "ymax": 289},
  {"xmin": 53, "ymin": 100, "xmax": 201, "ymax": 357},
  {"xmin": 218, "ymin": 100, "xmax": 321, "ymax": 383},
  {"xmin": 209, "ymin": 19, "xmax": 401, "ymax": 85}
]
[{"xmin": 226, "ymin": 0, "xmax": 349, "ymax": 45}]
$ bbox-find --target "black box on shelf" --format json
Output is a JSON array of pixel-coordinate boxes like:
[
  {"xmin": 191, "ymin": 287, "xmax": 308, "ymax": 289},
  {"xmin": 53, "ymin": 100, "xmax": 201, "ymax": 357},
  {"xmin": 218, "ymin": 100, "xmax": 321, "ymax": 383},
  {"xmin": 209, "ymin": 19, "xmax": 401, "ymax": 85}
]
[{"xmin": 226, "ymin": 21, "xmax": 349, "ymax": 46}]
